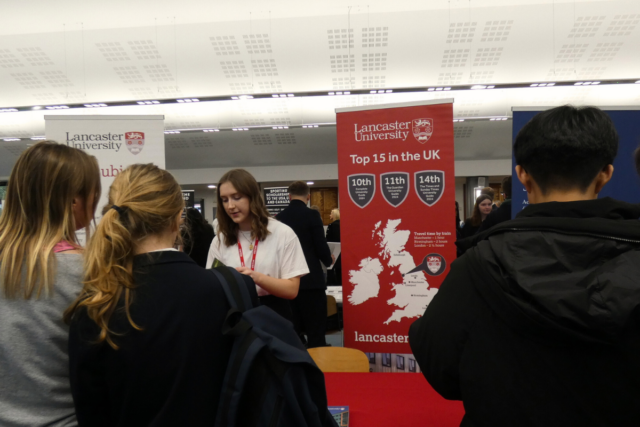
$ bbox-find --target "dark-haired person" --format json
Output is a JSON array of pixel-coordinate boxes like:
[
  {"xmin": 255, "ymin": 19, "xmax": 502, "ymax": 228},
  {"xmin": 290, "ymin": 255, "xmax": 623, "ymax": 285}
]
[
  {"xmin": 458, "ymin": 194, "xmax": 492, "ymax": 239},
  {"xmin": 276, "ymin": 181, "xmax": 334, "ymax": 348},
  {"xmin": 477, "ymin": 176, "xmax": 512, "ymax": 233},
  {"xmin": 206, "ymin": 169, "xmax": 308, "ymax": 321},
  {"xmin": 409, "ymin": 105, "xmax": 640, "ymax": 426},
  {"xmin": 0, "ymin": 141, "xmax": 100, "ymax": 427},
  {"xmin": 182, "ymin": 207, "xmax": 215, "ymax": 268},
  {"xmin": 67, "ymin": 164, "xmax": 255, "ymax": 427}
]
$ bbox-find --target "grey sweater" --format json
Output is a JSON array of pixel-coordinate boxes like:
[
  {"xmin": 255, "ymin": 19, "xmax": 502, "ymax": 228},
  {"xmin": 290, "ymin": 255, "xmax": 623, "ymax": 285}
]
[{"xmin": 0, "ymin": 254, "xmax": 82, "ymax": 427}]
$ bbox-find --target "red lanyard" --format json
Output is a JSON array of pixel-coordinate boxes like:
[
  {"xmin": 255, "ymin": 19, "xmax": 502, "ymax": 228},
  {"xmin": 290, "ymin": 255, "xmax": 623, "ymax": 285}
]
[{"xmin": 238, "ymin": 238, "xmax": 260, "ymax": 270}]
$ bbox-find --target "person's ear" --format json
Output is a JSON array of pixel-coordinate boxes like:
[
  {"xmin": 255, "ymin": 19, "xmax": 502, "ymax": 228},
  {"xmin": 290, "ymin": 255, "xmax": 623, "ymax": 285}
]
[
  {"xmin": 593, "ymin": 164, "xmax": 614, "ymax": 195},
  {"xmin": 307, "ymin": 194, "xmax": 310, "ymax": 202},
  {"xmin": 289, "ymin": 194, "xmax": 292, "ymax": 201},
  {"xmin": 516, "ymin": 165, "xmax": 538, "ymax": 203}
]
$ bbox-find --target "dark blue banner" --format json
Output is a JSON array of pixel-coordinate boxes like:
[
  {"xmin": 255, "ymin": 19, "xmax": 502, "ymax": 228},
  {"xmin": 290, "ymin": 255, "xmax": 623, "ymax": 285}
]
[{"xmin": 512, "ymin": 109, "xmax": 640, "ymax": 217}]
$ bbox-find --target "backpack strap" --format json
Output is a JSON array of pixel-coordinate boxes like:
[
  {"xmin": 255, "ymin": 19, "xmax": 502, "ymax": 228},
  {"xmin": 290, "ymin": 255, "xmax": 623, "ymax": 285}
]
[{"xmin": 211, "ymin": 265, "xmax": 255, "ymax": 312}]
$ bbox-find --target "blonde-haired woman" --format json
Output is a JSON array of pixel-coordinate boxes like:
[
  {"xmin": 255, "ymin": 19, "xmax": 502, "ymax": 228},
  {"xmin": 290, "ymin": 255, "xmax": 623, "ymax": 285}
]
[
  {"xmin": 206, "ymin": 169, "xmax": 308, "ymax": 321},
  {"xmin": 66, "ymin": 164, "xmax": 251, "ymax": 426},
  {"xmin": 0, "ymin": 141, "xmax": 100, "ymax": 427}
]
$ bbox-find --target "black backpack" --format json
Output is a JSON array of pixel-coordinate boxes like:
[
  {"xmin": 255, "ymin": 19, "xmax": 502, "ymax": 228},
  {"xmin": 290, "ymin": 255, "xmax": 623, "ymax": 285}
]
[{"xmin": 210, "ymin": 266, "xmax": 339, "ymax": 427}]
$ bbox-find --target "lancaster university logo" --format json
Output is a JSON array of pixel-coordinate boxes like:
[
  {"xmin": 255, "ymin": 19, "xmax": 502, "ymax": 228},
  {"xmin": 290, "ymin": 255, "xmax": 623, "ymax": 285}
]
[
  {"xmin": 125, "ymin": 132, "xmax": 145, "ymax": 155},
  {"xmin": 427, "ymin": 256, "xmax": 442, "ymax": 274},
  {"xmin": 412, "ymin": 118, "xmax": 434, "ymax": 144}
]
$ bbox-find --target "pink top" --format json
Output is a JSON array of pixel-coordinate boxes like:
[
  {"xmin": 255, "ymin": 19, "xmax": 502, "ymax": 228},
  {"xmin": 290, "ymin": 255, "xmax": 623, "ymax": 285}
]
[{"xmin": 53, "ymin": 240, "xmax": 77, "ymax": 253}]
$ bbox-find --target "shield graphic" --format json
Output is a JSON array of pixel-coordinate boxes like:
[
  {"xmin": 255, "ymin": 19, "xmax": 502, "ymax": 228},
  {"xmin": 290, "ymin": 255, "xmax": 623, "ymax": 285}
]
[
  {"xmin": 423, "ymin": 254, "xmax": 446, "ymax": 276},
  {"xmin": 412, "ymin": 118, "xmax": 434, "ymax": 144},
  {"xmin": 347, "ymin": 174, "xmax": 375, "ymax": 208},
  {"xmin": 125, "ymin": 131, "xmax": 145, "ymax": 155},
  {"xmin": 427, "ymin": 256, "xmax": 441, "ymax": 274},
  {"xmin": 380, "ymin": 172, "xmax": 409, "ymax": 207},
  {"xmin": 415, "ymin": 170, "xmax": 445, "ymax": 206}
]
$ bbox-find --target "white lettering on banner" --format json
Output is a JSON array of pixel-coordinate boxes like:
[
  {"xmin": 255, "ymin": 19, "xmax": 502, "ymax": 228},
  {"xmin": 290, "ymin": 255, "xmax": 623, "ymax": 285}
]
[
  {"xmin": 354, "ymin": 121, "xmax": 411, "ymax": 142},
  {"xmin": 65, "ymin": 132, "xmax": 124, "ymax": 152},
  {"xmin": 349, "ymin": 150, "xmax": 440, "ymax": 166},
  {"xmin": 353, "ymin": 331, "xmax": 409, "ymax": 343}
]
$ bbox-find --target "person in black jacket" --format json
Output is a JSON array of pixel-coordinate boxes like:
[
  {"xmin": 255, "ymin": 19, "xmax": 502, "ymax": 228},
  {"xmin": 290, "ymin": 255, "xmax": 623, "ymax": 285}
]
[
  {"xmin": 65, "ymin": 164, "xmax": 257, "ymax": 427},
  {"xmin": 182, "ymin": 207, "xmax": 215, "ymax": 268},
  {"xmin": 409, "ymin": 106, "xmax": 640, "ymax": 426},
  {"xmin": 325, "ymin": 208, "xmax": 341, "ymax": 285},
  {"xmin": 476, "ymin": 176, "xmax": 512, "ymax": 233},
  {"xmin": 277, "ymin": 181, "xmax": 334, "ymax": 348}
]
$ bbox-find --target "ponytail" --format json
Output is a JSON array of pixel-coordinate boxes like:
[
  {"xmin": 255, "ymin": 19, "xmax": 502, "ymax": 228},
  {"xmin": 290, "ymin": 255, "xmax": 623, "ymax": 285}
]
[{"xmin": 64, "ymin": 164, "xmax": 184, "ymax": 349}]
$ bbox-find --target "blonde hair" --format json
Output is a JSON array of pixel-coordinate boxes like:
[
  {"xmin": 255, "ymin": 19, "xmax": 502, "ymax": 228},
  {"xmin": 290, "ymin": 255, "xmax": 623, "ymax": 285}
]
[
  {"xmin": 331, "ymin": 208, "xmax": 340, "ymax": 220},
  {"xmin": 64, "ymin": 164, "xmax": 184, "ymax": 349},
  {"xmin": 216, "ymin": 169, "xmax": 270, "ymax": 246},
  {"xmin": 0, "ymin": 141, "xmax": 100, "ymax": 299}
]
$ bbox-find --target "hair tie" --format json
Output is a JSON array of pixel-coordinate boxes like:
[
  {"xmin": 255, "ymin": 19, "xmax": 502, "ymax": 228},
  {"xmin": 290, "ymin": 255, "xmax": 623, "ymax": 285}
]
[{"xmin": 111, "ymin": 205, "xmax": 128, "ymax": 216}]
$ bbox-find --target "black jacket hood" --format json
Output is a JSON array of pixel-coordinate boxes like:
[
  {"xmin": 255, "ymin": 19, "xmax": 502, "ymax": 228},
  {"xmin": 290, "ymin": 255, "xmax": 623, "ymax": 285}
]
[{"xmin": 464, "ymin": 197, "xmax": 640, "ymax": 345}]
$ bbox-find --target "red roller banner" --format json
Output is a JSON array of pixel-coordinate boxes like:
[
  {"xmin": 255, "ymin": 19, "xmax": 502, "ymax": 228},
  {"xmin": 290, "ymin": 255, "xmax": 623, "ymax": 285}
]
[{"xmin": 336, "ymin": 100, "xmax": 455, "ymax": 354}]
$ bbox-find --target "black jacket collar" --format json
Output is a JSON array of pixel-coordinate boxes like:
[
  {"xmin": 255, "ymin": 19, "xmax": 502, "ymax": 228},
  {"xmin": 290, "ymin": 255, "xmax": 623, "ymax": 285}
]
[
  {"xmin": 134, "ymin": 250, "xmax": 196, "ymax": 268},
  {"xmin": 461, "ymin": 197, "xmax": 640, "ymax": 251}
]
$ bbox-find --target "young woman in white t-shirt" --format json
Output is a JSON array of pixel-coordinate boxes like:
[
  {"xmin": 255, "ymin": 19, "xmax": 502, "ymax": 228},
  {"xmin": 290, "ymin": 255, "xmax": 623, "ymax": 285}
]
[{"xmin": 206, "ymin": 169, "xmax": 308, "ymax": 321}]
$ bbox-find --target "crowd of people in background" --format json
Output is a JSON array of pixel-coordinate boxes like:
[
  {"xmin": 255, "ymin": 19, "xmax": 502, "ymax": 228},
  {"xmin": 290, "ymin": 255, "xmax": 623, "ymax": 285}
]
[{"xmin": 1, "ymin": 105, "xmax": 639, "ymax": 426}]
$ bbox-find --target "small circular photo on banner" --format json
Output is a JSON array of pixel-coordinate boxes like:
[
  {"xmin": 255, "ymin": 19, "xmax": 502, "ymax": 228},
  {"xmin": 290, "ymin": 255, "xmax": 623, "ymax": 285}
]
[{"xmin": 423, "ymin": 253, "xmax": 446, "ymax": 276}]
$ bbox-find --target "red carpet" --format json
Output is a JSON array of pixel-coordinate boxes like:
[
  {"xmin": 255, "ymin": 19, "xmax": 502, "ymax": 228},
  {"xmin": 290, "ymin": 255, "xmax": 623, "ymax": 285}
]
[{"xmin": 325, "ymin": 372, "xmax": 465, "ymax": 427}]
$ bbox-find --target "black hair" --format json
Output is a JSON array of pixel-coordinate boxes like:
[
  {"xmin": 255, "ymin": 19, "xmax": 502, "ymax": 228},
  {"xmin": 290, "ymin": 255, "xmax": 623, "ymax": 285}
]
[
  {"xmin": 501, "ymin": 176, "xmax": 512, "ymax": 200},
  {"xmin": 288, "ymin": 180, "xmax": 309, "ymax": 197},
  {"xmin": 513, "ymin": 105, "xmax": 618, "ymax": 194}
]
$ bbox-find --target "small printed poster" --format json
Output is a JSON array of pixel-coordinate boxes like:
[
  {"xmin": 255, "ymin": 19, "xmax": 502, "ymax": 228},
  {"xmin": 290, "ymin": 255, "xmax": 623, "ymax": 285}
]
[{"xmin": 263, "ymin": 187, "xmax": 290, "ymax": 216}]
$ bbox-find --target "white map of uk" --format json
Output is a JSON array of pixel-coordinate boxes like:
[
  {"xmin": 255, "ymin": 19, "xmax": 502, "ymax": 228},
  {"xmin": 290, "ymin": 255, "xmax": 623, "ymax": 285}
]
[{"xmin": 348, "ymin": 219, "xmax": 438, "ymax": 324}]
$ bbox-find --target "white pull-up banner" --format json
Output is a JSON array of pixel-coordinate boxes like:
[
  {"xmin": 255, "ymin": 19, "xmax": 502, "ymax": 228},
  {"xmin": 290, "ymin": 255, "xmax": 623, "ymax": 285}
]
[{"xmin": 45, "ymin": 115, "xmax": 165, "ymax": 221}]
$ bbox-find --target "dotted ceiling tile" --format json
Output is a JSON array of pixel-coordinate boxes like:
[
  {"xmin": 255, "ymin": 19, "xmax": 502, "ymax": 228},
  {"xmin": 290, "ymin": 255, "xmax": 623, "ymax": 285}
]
[
  {"xmin": 114, "ymin": 66, "xmax": 145, "ymax": 84},
  {"xmin": 157, "ymin": 85, "xmax": 181, "ymax": 95},
  {"xmin": 32, "ymin": 92, "xmax": 58, "ymax": 102},
  {"xmin": 473, "ymin": 47, "xmax": 503, "ymax": 67},
  {"xmin": 332, "ymin": 77, "xmax": 355, "ymax": 90},
  {"xmin": 189, "ymin": 136, "xmax": 215, "ymax": 148},
  {"xmin": 447, "ymin": 22, "xmax": 477, "ymax": 44},
  {"xmin": 245, "ymin": 118, "xmax": 267, "ymax": 126},
  {"xmin": 568, "ymin": 16, "xmax": 605, "ymax": 38},
  {"xmin": 229, "ymin": 82, "xmax": 254, "ymax": 94},
  {"xmin": 580, "ymin": 66, "xmax": 606, "ymax": 78},
  {"xmin": 480, "ymin": 20, "xmax": 513, "ymax": 42},
  {"xmin": 587, "ymin": 42, "xmax": 623, "ymax": 62},
  {"xmin": 441, "ymin": 49, "xmax": 469, "ymax": 68},
  {"xmin": 362, "ymin": 76, "xmax": 385, "ymax": 88},
  {"xmin": 128, "ymin": 40, "xmax": 161, "ymax": 60},
  {"xmin": 257, "ymin": 81, "xmax": 282, "ymax": 92},
  {"xmin": 361, "ymin": 27, "xmax": 389, "ymax": 48},
  {"xmin": 17, "ymin": 47, "xmax": 54, "ymax": 66},
  {"xmin": 330, "ymin": 54, "xmax": 355, "ymax": 73},
  {"xmin": 438, "ymin": 72, "xmax": 464, "ymax": 85},
  {"xmin": 251, "ymin": 134, "xmax": 272, "ymax": 146},
  {"xmin": 0, "ymin": 49, "xmax": 24, "ymax": 69},
  {"xmin": 243, "ymin": 34, "xmax": 272, "ymax": 55},
  {"xmin": 129, "ymin": 87, "xmax": 155, "ymax": 98},
  {"xmin": 604, "ymin": 14, "xmax": 639, "ymax": 37},
  {"xmin": 96, "ymin": 42, "xmax": 131, "ymax": 62},
  {"xmin": 362, "ymin": 53, "xmax": 386, "ymax": 72},
  {"xmin": 546, "ymin": 67, "xmax": 577, "ymax": 79},
  {"xmin": 251, "ymin": 59, "xmax": 278, "ymax": 77},
  {"xmin": 275, "ymin": 133, "xmax": 296, "ymax": 145},
  {"xmin": 40, "ymin": 70, "xmax": 73, "ymax": 88},
  {"xmin": 143, "ymin": 64, "xmax": 174, "ymax": 82},
  {"xmin": 454, "ymin": 126, "xmax": 473, "ymax": 138},
  {"xmin": 554, "ymin": 44, "xmax": 589, "ymax": 63},
  {"xmin": 221, "ymin": 60, "xmax": 249, "ymax": 79},
  {"xmin": 469, "ymin": 70, "xmax": 494, "ymax": 83},
  {"xmin": 327, "ymin": 29, "xmax": 353, "ymax": 50},
  {"xmin": 210, "ymin": 35, "xmax": 240, "ymax": 56},
  {"xmin": 11, "ymin": 72, "xmax": 46, "ymax": 89}
]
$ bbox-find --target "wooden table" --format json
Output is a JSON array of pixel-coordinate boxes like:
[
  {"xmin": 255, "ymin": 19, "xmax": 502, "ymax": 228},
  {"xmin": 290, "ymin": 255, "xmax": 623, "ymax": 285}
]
[{"xmin": 324, "ymin": 372, "xmax": 465, "ymax": 426}]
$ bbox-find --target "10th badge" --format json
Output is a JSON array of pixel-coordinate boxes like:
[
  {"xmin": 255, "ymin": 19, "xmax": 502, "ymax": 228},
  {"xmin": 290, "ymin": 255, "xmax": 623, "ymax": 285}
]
[{"xmin": 347, "ymin": 171, "xmax": 446, "ymax": 208}]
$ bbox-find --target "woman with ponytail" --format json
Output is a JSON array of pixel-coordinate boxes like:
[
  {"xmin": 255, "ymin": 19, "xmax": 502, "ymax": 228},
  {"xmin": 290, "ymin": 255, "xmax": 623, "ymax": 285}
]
[
  {"xmin": 66, "ymin": 164, "xmax": 254, "ymax": 427},
  {"xmin": 0, "ymin": 141, "xmax": 100, "ymax": 427}
]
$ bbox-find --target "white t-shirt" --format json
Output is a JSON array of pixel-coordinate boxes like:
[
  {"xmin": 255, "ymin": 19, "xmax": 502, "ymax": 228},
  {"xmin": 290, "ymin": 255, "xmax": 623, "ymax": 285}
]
[{"xmin": 206, "ymin": 218, "xmax": 309, "ymax": 297}]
